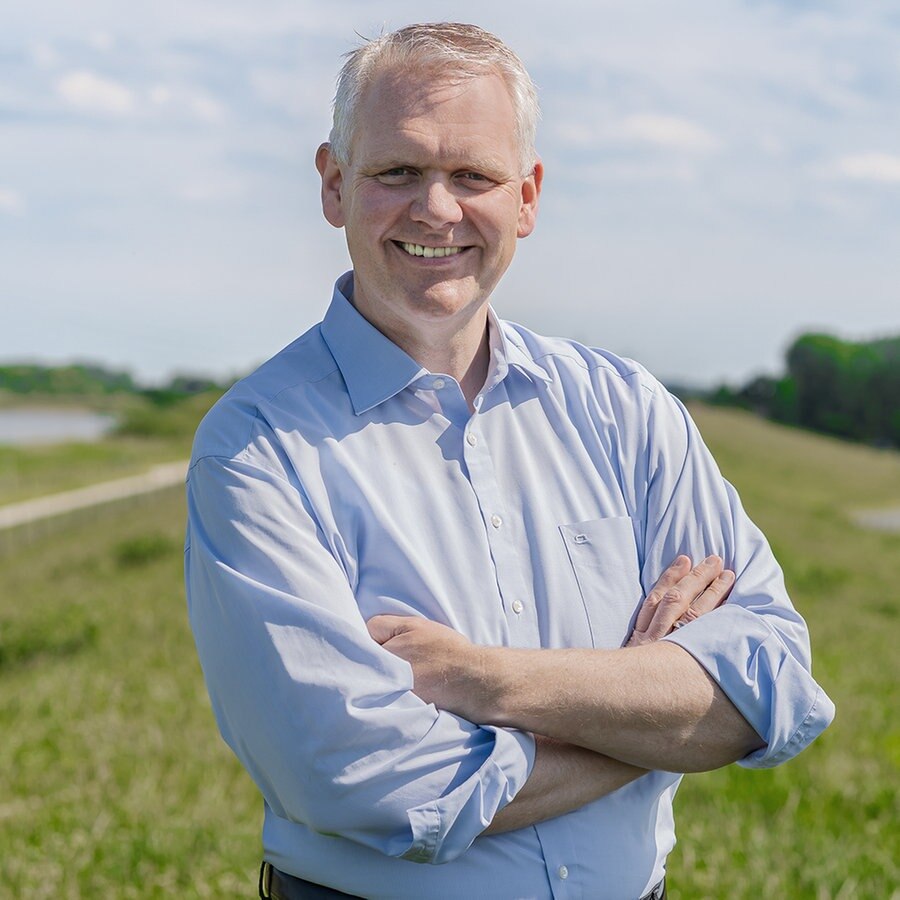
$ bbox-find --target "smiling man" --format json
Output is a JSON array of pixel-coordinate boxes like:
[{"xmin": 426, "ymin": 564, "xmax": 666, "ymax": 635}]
[
  {"xmin": 185, "ymin": 23, "xmax": 833, "ymax": 900},
  {"xmin": 314, "ymin": 60, "xmax": 540, "ymax": 403}
]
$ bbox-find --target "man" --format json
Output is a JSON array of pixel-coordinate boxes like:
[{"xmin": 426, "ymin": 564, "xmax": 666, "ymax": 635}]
[{"xmin": 185, "ymin": 23, "xmax": 833, "ymax": 900}]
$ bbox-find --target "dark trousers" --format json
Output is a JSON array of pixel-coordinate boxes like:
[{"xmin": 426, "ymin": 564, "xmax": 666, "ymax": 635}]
[{"xmin": 260, "ymin": 861, "xmax": 666, "ymax": 900}]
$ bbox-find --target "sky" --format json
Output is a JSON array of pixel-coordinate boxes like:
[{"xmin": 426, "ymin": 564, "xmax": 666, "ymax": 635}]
[{"xmin": 1, "ymin": 0, "xmax": 898, "ymax": 388}]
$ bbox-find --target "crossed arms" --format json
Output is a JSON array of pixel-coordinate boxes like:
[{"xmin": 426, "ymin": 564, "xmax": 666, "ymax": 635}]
[{"xmin": 368, "ymin": 554, "xmax": 765, "ymax": 834}]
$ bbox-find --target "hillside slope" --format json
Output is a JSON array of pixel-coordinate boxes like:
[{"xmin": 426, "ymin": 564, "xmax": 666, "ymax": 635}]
[{"xmin": 0, "ymin": 405, "xmax": 897, "ymax": 897}]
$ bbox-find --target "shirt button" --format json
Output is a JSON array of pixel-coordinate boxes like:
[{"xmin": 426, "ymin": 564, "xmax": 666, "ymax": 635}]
[
  {"xmin": 511, "ymin": 599, "xmax": 524, "ymax": 614},
  {"xmin": 466, "ymin": 433, "xmax": 477, "ymax": 447},
  {"xmin": 432, "ymin": 378, "xmax": 446, "ymax": 389},
  {"xmin": 490, "ymin": 514, "xmax": 502, "ymax": 528},
  {"xmin": 558, "ymin": 865, "xmax": 569, "ymax": 880}
]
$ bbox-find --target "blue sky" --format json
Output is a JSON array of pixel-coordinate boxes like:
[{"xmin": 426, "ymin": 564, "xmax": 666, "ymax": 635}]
[{"xmin": 1, "ymin": 0, "xmax": 898, "ymax": 387}]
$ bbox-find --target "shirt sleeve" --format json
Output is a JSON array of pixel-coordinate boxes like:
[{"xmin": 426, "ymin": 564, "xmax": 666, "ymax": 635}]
[
  {"xmin": 636, "ymin": 385, "xmax": 834, "ymax": 768},
  {"xmin": 185, "ymin": 451, "xmax": 534, "ymax": 864}
]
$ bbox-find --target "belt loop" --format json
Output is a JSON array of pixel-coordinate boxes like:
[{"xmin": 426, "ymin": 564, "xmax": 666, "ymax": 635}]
[{"xmin": 259, "ymin": 861, "xmax": 273, "ymax": 899}]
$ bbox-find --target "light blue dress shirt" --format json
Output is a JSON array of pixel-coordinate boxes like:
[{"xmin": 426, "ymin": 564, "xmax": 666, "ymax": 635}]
[{"xmin": 185, "ymin": 272, "xmax": 834, "ymax": 900}]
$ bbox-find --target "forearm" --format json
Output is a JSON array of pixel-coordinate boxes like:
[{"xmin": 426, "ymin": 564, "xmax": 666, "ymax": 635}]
[
  {"xmin": 474, "ymin": 642, "xmax": 764, "ymax": 772},
  {"xmin": 485, "ymin": 736, "xmax": 646, "ymax": 834}
]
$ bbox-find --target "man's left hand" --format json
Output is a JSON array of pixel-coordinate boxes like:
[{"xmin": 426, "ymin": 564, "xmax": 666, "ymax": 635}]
[{"xmin": 366, "ymin": 614, "xmax": 484, "ymax": 716}]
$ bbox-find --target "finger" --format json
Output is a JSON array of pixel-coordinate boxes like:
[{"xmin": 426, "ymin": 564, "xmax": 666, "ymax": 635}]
[
  {"xmin": 671, "ymin": 569, "xmax": 734, "ymax": 629},
  {"xmin": 669, "ymin": 555, "xmax": 725, "ymax": 607},
  {"xmin": 643, "ymin": 556, "xmax": 724, "ymax": 640},
  {"xmin": 366, "ymin": 614, "xmax": 415, "ymax": 644},
  {"xmin": 690, "ymin": 569, "xmax": 735, "ymax": 616},
  {"xmin": 633, "ymin": 555, "xmax": 692, "ymax": 632}
]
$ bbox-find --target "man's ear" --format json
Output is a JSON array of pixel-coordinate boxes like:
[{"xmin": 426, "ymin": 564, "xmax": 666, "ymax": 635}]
[
  {"xmin": 517, "ymin": 158, "xmax": 543, "ymax": 239},
  {"xmin": 316, "ymin": 142, "xmax": 345, "ymax": 228}
]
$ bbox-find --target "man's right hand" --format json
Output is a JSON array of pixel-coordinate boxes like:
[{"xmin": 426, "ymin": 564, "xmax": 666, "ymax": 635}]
[{"xmin": 626, "ymin": 555, "xmax": 735, "ymax": 647}]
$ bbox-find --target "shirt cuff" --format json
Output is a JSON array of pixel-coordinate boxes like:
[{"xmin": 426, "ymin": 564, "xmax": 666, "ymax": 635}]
[
  {"xmin": 403, "ymin": 725, "xmax": 536, "ymax": 864},
  {"xmin": 663, "ymin": 604, "xmax": 835, "ymax": 768}
]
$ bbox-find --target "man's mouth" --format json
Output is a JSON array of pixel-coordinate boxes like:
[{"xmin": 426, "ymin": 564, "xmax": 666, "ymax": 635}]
[{"xmin": 394, "ymin": 241, "xmax": 466, "ymax": 259}]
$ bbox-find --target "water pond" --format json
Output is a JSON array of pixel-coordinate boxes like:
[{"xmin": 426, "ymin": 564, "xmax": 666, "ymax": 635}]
[{"xmin": 0, "ymin": 408, "xmax": 116, "ymax": 446}]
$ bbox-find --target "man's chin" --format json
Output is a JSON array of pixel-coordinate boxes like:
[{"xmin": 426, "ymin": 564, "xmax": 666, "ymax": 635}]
[{"xmin": 408, "ymin": 283, "xmax": 485, "ymax": 318}]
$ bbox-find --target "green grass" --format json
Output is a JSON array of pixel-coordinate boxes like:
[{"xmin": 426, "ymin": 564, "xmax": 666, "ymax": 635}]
[
  {"xmin": 669, "ymin": 406, "xmax": 900, "ymax": 899},
  {"xmin": 0, "ymin": 489, "xmax": 260, "ymax": 898},
  {"xmin": 0, "ymin": 405, "xmax": 898, "ymax": 897},
  {"xmin": 0, "ymin": 393, "xmax": 219, "ymax": 506}
]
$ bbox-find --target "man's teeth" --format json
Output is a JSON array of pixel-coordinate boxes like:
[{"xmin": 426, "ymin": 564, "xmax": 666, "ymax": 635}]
[{"xmin": 400, "ymin": 242, "xmax": 462, "ymax": 258}]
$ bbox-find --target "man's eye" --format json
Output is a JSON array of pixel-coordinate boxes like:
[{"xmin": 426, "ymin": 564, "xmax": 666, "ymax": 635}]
[
  {"xmin": 458, "ymin": 172, "xmax": 493, "ymax": 188},
  {"xmin": 376, "ymin": 168, "xmax": 414, "ymax": 184}
]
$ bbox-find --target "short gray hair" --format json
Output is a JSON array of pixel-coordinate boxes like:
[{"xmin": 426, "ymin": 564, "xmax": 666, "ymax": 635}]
[{"xmin": 328, "ymin": 23, "xmax": 540, "ymax": 176}]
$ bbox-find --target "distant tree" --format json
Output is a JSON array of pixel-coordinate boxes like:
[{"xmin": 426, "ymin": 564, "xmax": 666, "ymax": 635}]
[
  {"xmin": 0, "ymin": 363, "xmax": 137, "ymax": 395},
  {"xmin": 786, "ymin": 334, "xmax": 894, "ymax": 442},
  {"xmin": 708, "ymin": 332, "xmax": 900, "ymax": 448},
  {"xmin": 0, "ymin": 363, "xmax": 228, "ymax": 400}
]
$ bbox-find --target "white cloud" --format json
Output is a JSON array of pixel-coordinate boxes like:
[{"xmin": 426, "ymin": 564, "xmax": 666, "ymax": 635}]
[
  {"xmin": 548, "ymin": 112, "xmax": 722, "ymax": 165},
  {"xmin": 0, "ymin": 188, "xmax": 25, "ymax": 215},
  {"xmin": 57, "ymin": 70, "xmax": 135, "ymax": 115},
  {"xmin": 830, "ymin": 153, "xmax": 900, "ymax": 184},
  {"xmin": 585, "ymin": 160, "xmax": 698, "ymax": 184},
  {"xmin": 614, "ymin": 114, "xmax": 721, "ymax": 154},
  {"xmin": 29, "ymin": 40, "xmax": 60, "ymax": 68},
  {"xmin": 146, "ymin": 84, "xmax": 226, "ymax": 123},
  {"xmin": 187, "ymin": 93, "xmax": 225, "ymax": 123},
  {"xmin": 88, "ymin": 31, "xmax": 116, "ymax": 51},
  {"xmin": 148, "ymin": 85, "xmax": 171, "ymax": 106},
  {"xmin": 757, "ymin": 135, "xmax": 785, "ymax": 157},
  {"xmin": 179, "ymin": 177, "xmax": 246, "ymax": 203}
]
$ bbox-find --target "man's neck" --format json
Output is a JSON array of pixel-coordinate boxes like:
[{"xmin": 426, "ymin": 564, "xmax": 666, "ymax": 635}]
[
  {"xmin": 350, "ymin": 291, "xmax": 492, "ymax": 411},
  {"xmin": 399, "ymin": 317, "xmax": 490, "ymax": 412}
]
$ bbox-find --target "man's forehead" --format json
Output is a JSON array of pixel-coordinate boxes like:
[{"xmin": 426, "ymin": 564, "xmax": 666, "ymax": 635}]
[
  {"xmin": 358, "ymin": 66, "xmax": 511, "ymax": 120},
  {"xmin": 350, "ymin": 69, "xmax": 517, "ymax": 158}
]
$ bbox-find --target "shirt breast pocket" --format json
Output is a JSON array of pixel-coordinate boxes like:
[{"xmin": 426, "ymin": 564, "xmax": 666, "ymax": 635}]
[{"xmin": 559, "ymin": 516, "xmax": 643, "ymax": 649}]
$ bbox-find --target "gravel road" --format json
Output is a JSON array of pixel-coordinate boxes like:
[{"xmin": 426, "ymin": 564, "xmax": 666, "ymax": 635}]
[{"xmin": 0, "ymin": 461, "xmax": 188, "ymax": 531}]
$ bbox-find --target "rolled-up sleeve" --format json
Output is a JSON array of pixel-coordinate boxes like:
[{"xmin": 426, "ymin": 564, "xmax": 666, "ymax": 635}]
[
  {"xmin": 185, "ymin": 453, "xmax": 534, "ymax": 864},
  {"xmin": 636, "ymin": 386, "xmax": 834, "ymax": 767}
]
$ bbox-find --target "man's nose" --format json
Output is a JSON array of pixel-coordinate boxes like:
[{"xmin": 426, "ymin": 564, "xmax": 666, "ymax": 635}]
[{"xmin": 410, "ymin": 179, "xmax": 464, "ymax": 229}]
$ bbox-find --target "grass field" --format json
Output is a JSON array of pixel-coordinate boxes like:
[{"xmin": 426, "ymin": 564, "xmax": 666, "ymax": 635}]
[
  {"xmin": 0, "ymin": 405, "xmax": 898, "ymax": 898},
  {"xmin": 0, "ymin": 393, "xmax": 217, "ymax": 506}
]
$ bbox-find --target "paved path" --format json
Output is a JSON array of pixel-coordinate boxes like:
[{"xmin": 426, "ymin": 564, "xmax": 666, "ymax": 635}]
[
  {"xmin": 3, "ymin": 459, "xmax": 898, "ymax": 535},
  {"xmin": 0, "ymin": 461, "xmax": 188, "ymax": 531},
  {"xmin": 853, "ymin": 507, "xmax": 900, "ymax": 532}
]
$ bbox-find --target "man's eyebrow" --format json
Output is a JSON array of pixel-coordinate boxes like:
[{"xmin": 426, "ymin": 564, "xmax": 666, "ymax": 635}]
[
  {"xmin": 362, "ymin": 155, "xmax": 514, "ymax": 178},
  {"xmin": 457, "ymin": 156, "xmax": 513, "ymax": 177}
]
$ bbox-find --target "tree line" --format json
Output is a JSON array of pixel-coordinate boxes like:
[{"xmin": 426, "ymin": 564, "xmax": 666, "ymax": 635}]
[
  {"xmin": 709, "ymin": 333, "xmax": 900, "ymax": 448},
  {"xmin": 4, "ymin": 341, "xmax": 898, "ymax": 449},
  {"xmin": 0, "ymin": 363, "xmax": 227, "ymax": 405}
]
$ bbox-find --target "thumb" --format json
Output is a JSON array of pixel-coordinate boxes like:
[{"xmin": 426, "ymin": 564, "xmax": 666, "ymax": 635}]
[{"xmin": 366, "ymin": 614, "xmax": 413, "ymax": 645}]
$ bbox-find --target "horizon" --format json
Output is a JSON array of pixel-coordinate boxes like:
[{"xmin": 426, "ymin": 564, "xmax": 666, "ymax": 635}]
[{"xmin": 3, "ymin": 324, "xmax": 900, "ymax": 394}]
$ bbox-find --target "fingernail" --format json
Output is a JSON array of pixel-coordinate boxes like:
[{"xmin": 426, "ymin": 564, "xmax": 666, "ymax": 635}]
[
  {"xmin": 721, "ymin": 570, "xmax": 735, "ymax": 583},
  {"xmin": 704, "ymin": 554, "xmax": 720, "ymax": 565}
]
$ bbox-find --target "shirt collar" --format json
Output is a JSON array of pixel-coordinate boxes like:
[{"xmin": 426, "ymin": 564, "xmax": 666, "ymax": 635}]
[
  {"xmin": 321, "ymin": 272, "xmax": 551, "ymax": 415},
  {"xmin": 321, "ymin": 272, "xmax": 426, "ymax": 415},
  {"xmin": 488, "ymin": 307, "xmax": 553, "ymax": 386}
]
